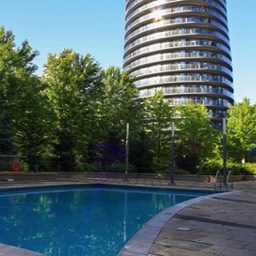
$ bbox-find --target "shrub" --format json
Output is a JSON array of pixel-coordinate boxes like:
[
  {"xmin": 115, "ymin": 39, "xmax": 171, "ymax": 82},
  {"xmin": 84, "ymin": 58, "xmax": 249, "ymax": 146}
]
[
  {"xmin": 198, "ymin": 159, "xmax": 222, "ymax": 175},
  {"xmin": 242, "ymin": 163, "xmax": 256, "ymax": 175},
  {"xmin": 20, "ymin": 161, "xmax": 29, "ymax": 173},
  {"xmin": 151, "ymin": 162, "xmax": 170, "ymax": 173},
  {"xmin": 199, "ymin": 159, "xmax": 256, "ymax": 175},
  {"xmin": 75, "ymin": 163, "xmax": 98, "ymax": 172}
]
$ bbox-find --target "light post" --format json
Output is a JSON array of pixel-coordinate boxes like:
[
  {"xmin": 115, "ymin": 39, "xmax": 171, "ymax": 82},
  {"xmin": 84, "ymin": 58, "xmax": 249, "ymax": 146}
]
[
  {"xmin": 222, "ymin": 118, "xmax": 227, "ymax": 189},
  {"xmin": 123, "ymin": 123, "xmax": 129, "ymax": 182},
  {"xmin": 170, "ymin": 121, "xmax": 175, "ymax": 185}
]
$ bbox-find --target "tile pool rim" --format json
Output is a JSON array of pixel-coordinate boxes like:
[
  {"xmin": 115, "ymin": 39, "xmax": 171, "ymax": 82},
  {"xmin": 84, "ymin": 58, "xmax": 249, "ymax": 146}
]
[
  {"xmin": 0, "ymin": 182, "xmax": 225, "ymax": 256},
  {"xmin": 0, "ymin": 182, "xmax": 215, "ymax": 194},
  {"xmin": 117, "ymin": 190, "xmax": 233, "ymax": 255}
]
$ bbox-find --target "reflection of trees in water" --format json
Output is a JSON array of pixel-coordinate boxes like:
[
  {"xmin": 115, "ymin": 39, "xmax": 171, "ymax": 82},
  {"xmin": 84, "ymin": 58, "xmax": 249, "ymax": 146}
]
[
  {"xmin": 0, "ymin": 190, "xmax": 125, "ymax": 255},
  {"xmin": 0, "ymin": 188, "xmax": 198, "ymax": 256}
]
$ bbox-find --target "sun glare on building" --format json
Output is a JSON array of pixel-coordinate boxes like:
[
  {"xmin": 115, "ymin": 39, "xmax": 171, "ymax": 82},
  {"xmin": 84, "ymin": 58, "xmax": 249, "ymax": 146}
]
[{"xmin": 153, "ymin": 8, "xmax": 162, "ymax": 21}]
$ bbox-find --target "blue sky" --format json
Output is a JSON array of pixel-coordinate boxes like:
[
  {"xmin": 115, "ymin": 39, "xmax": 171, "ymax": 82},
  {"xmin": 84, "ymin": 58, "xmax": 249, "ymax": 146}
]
[{"xmin": 1, "ymin": 1, "xmax": 255, "ymax": 103}]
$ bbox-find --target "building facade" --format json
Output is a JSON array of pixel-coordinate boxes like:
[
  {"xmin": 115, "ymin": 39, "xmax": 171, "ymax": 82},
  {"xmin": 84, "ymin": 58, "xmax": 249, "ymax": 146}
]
[{"xmin": 123, "ymin": 0, "xmax": 234, "ymax": 123}]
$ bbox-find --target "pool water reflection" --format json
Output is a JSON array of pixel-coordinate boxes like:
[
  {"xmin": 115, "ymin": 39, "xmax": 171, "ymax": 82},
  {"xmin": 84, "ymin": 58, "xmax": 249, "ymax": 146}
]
[{"xmin": 0, "ymin": 185, "xmax": 210, "ymax": 256}]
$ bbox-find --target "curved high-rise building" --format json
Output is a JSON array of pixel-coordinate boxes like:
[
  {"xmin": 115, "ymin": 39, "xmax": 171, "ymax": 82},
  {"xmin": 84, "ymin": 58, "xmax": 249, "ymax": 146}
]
[{"xmin": 123, "ymin": 0, "xmax": 234, "ymax": 122}]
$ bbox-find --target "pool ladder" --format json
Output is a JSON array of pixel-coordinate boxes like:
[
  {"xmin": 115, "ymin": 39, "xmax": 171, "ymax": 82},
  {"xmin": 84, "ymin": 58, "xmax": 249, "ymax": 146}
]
[{"xmin": 214, "ymin": 170, "xmax": 233, "ymax": 192}]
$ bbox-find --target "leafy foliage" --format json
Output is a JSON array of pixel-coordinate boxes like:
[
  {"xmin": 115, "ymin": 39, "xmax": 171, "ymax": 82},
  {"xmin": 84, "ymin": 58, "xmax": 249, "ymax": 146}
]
[
  {"xmin": 174, "ymin": 103, "xmax": 217, "ymax": 173},
  {"xmin": 1, "ymin": 26, "xmax": 256, "ymax": 175},
  {"xmin": 129, "ymin": 130, "xmax": 154, "ymax": 173},
  {"xmin": 0, "ymin": 27, "xmax": 48, "ymax": 162},
  {"xmin": 144, "ymin": 91, "xmax": 173, "ymax": 164},
  {"xmin": 88, "ymin": 67, "xmax": 143, "ymax": 170},
  {"xmin": 199, "ymin": 159, "xmax": 256, "ymax": 175},
  {"xmin": 227, "ymin": 98, "xmax": 256, "ymax": 162},
  {"xmin": 43, "ymin": 49, "xmax": 103, "ymax": 171},
  {"xmin": 13, "ymin": 77, "xmax": 56, "ymax": 168},
  {"xmin": 97, "ymin": 67, "xmax": 142, "ymax": 140}
]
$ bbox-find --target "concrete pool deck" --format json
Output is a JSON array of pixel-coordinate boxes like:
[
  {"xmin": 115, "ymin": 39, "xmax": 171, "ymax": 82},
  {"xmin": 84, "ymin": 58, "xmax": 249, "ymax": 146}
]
[{"xmin": 0, "ymin": 176, "xmax": 255, "ymax": 256}]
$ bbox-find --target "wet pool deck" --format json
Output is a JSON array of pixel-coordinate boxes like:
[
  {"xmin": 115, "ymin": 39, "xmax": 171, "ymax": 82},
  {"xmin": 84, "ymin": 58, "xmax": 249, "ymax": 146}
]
[{"xmin": 0, "ymin": 176, "xmax": 255, "ymax": 256}]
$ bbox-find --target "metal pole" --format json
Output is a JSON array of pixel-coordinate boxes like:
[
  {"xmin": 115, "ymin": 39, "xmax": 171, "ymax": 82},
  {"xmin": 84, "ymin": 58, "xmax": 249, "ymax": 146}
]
[
  {"xmin": 123, "ymin": 123, "xmax": 129, "ymax": 182},
  {"xmin": 170, "ymin": 122, "xmax": 175, "ymax": 185},
  {"xmin": 222, "ymin": 118, "xmax": 227, "ymax": 190}
]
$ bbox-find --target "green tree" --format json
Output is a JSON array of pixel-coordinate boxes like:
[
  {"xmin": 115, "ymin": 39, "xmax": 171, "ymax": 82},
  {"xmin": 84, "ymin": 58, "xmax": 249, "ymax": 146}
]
[
  {"xmin": 144, "ymin": 91, "xmax": 173, "ymax": 166},
  {"xmin": 0, "ymin": 27, "xmax": 24, "ymax": 154},
  {"xmin": 13, "ymin": 77, "xmax": 57, "ymax": 170},
  {"xmin": 129, "ymin": 130, "xmax": 154, "ymax": 173},
  {"xmin": 0, "ymin": 27, "xmax": 48, "ymax": 168},
  {"xmin": 174, "ymin": 102, "xmax": 216, "ymax": 173},
  {"xmin": 44, "ymin": 49, "xmax": 103, "ymax": 171},
  {"xmin": 99, "ymin": 67, "xmax": 142, "ymax": 138},
  {"xmin": 227, "ymin": 98, "xmax": 256, "ymax": 163},
  {"xmin": 92, "ymin": 67, "xmax": 143, "ymax": 170}
]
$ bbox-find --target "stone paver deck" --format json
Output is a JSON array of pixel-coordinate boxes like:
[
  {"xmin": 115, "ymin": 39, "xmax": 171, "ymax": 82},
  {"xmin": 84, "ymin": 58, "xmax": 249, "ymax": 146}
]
[
  {"xmin": 118, "ymin": 181, "xmax": 256, "ymax": 256},
  {"xmin": 0, "ymin": 244, "xmax": 45, "ymax": 256},
  {"xmin": 149, "ymin": 191, "xmax": 256, "ymax": 256},
  {"xmin": 0, "ymin": 176, "xmax": 255, "ymax": 256}
]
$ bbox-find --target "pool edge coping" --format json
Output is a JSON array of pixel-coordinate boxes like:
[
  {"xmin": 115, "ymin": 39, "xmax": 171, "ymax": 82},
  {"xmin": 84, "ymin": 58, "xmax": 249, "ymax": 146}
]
[
  {"xmin": 0, "ymin": 181, "xmax": 215, "ymax": 193},
  {"xmin": 0, "ymin": 243, "xmax": 46, "ymax": 256},
  {"xmin": 117, "ymin": 190, "xmax": 236, "ymax": 256}
]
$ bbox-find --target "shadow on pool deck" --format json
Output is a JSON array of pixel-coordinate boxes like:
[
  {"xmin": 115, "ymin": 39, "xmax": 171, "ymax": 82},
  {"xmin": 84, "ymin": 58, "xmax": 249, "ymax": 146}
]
[{"xmin": 0, "ymin": 176, "xmax": 255, "ymax": 256}]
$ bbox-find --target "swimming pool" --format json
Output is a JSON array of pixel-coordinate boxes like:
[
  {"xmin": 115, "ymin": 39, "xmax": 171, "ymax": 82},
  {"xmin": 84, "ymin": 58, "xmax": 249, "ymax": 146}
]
[{"xmin": 0, "ymin": 184, "xmax": 211, "ymax": 256}]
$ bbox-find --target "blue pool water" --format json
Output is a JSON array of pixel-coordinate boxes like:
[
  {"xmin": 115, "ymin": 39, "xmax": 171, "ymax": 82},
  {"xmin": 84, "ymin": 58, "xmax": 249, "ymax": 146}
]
[{"xmin": 0, "ymin": 185, "xmax": 210, "ymax": 256}]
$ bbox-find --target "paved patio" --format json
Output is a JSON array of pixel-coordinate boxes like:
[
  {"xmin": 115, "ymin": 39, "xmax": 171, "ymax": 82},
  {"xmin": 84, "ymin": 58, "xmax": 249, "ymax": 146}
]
[
  {"xmin": 118, "ymin": 180, "xmax": 256, "ymax": 256},
  {"xmin": 0, "ymin": 176, "xmax": 255, "ymax": 256}
]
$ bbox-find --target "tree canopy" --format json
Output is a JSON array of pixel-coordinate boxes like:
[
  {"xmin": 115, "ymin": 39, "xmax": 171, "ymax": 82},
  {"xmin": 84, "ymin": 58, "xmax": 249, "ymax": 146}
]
[
  {"xmin": 227, "ymin": 98, "xmax": 256, "ymax": 163},
  {"xmin": 0, "ymin": 27, "xmax": 42, "ymax": 159},
  {"xmin": 43, "ymin": 49, "xmax": 103, "ymax": 171},
  {"xmin": 174, "ymin": 102, "xmax": 217, "ymax": 172},
  {"xmin": 1, "ymin": 26, "xmax": 256, "ymax": 174}
]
